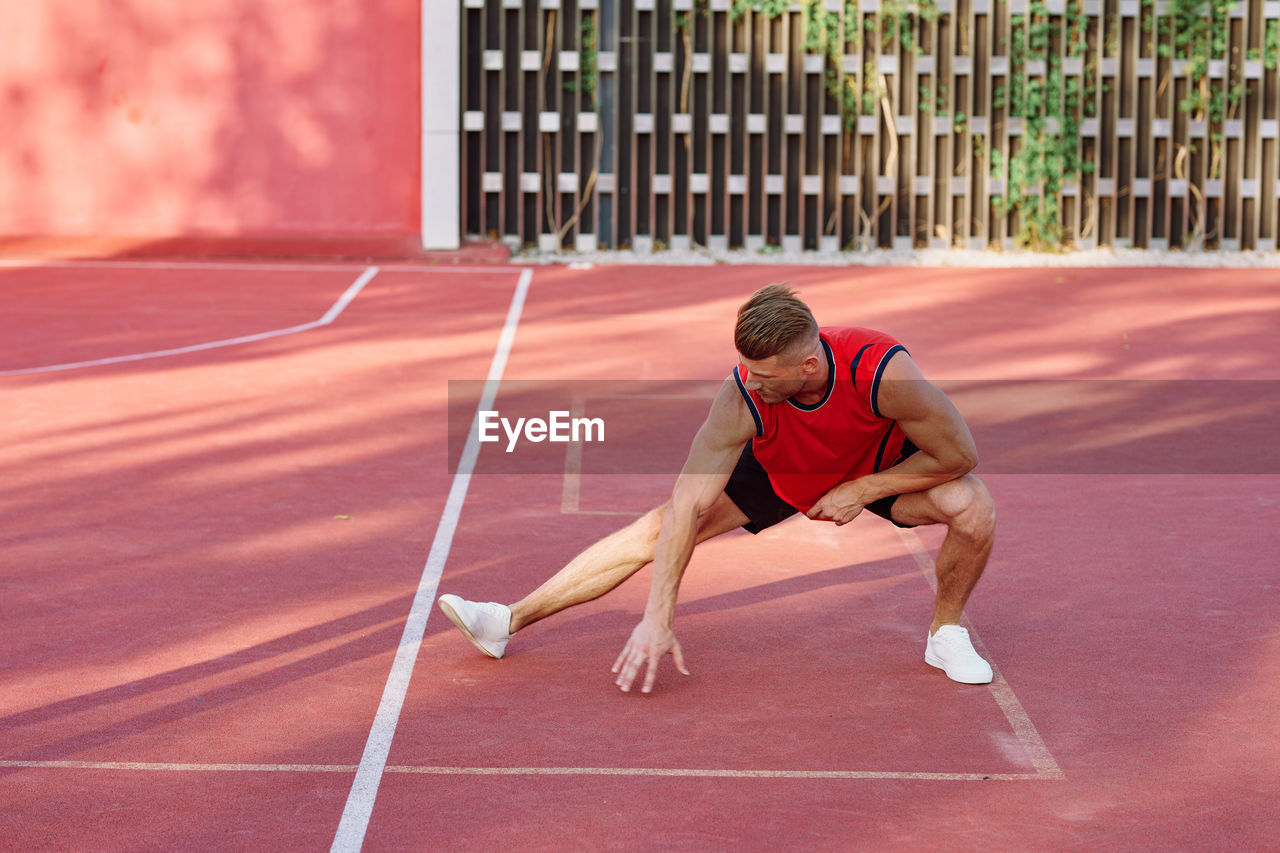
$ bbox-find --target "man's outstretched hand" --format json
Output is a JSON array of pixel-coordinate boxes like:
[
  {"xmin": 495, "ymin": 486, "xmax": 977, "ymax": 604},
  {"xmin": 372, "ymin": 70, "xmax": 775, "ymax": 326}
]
[{"xmin": 612, "ymin": 616, "xmax": 690, "ymax": 694}]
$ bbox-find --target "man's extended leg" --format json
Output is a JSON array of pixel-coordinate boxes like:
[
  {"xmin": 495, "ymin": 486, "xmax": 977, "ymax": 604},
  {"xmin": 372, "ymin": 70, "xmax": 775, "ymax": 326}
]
[
  {"xmin": 438, "ymin": 492, "xmax": 749, "ymax": 657},
  {"xmin": 889, "ymin": 473, "xmax": 996, "ymax": 683}
]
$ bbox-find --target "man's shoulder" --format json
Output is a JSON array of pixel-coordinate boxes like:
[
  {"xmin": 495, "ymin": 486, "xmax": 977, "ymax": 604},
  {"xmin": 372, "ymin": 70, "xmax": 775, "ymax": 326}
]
[
  {"xmin": 819, "ymin": 326, "xmax": 904, "ymax": 351},
  {"xmin": 819, "ymin": 324, "xmax": 897, "ymax": 339},
  {"xmin": 706, "ymin": 375, "xmax": 761, "ymax": 441}
]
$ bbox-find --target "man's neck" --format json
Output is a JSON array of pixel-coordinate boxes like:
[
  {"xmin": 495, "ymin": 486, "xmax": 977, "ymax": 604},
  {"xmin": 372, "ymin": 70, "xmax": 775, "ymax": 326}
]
[{"xmin": 791, "ymin": 345, "xmax": 829, "ymax": 406}]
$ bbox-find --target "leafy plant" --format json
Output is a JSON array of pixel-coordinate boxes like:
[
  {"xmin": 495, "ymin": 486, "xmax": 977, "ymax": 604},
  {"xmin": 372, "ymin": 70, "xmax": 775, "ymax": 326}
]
[
  {"xmin": 993, "ymin": 1, "xmax": 1095, "ymax": 250},
  {"xmin": 730, "ymin": 0, "xmax": 790, "ymax": 18},
  {"xmin": 672, "ymin": 0, "xmax": 1265, "ymax": 251},
  {"xmin": 563, "ymin": 15, "xmax": 598, "ymax": 105}
]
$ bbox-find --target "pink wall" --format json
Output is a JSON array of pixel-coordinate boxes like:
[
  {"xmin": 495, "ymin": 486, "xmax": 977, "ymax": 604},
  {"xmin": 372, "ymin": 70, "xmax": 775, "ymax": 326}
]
[{"xmin": 0, "ymin": 0, "xmax": 420, "ymax": 244}]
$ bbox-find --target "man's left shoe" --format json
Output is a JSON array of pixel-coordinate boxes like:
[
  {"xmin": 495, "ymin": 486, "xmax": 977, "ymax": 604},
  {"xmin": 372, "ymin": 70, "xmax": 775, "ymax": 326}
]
[
  {"xmin": 925, "ymin": 625, "xmax": 993, "ymax": 684},
  {"xmin": 437, "ymin": 594, "xmax": 512, "ymax": 659}
]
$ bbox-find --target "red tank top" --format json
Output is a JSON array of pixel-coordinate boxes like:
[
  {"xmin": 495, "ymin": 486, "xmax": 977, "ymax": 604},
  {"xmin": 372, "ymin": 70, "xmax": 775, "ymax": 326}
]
[{"xmin": 732, "ymin": 327, "xmax": 909, "ymax": 512}]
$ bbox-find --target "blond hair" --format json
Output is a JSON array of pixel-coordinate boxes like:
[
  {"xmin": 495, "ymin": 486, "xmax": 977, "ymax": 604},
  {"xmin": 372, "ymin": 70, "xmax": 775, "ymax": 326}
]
[{"xmin": 734, "ymin": 283, "xmax": 819, "ymax": 361}]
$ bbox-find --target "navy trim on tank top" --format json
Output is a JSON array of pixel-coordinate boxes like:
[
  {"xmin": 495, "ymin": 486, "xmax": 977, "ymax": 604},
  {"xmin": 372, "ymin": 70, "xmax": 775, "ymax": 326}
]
[
  {"xmin": 870, "ymin": 344, "xmax": 908, "ymax": 418},
  {"xmin": 733, "ymin": 366, "xmax": 765, "ymax": 437},
  {"xmin": 875, "ymin": 430, "xmax": 918, "ymax": 473},
  {"xmin": 872, "ymin": 424, "xmax": 896, "ymax": 472},
  {"xmin": 849, "ymin": 343, "xmax": 874, "ymax": 393}
]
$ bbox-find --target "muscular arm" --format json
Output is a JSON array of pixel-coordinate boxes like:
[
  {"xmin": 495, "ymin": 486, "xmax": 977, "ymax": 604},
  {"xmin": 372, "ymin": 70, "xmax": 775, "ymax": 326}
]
[
  {"xmin": 613, "ymin": 379, "xmax": 756, "ymax": 692},
  {"xmin": 808, "ymin": 351, "xmax": 978, "ymax": 523}
]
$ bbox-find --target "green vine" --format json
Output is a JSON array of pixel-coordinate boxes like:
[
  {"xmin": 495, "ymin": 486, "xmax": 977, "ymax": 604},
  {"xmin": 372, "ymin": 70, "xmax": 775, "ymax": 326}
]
[
  {"xmin": 1159, "ymin": 0, "xmax": 1235, "ymax": 121},
  {"xmin": 1153, "ymin": 0, "xmax": 1254, "ymax": 242},
  {"xmin": 563, "ymin": 14, "xmax": 598, "ymax": 106},
  {"xmin": 676, "ymin": 0, "xmax": 1270, "ymax": 251},
  {"xmin": 992, "ymin": 1, "xmax": 1095, "ymax": 250},
  {"xmin": 731, "ymin": 0, "xmax": 789, "ymax": 18},
  {"xmin": 872, "ymin": 0, "xmax": 940, "ymax": 55},
  {"xmin": 732, "ymin": 0, "xmax": 939, "ymax": 133}
]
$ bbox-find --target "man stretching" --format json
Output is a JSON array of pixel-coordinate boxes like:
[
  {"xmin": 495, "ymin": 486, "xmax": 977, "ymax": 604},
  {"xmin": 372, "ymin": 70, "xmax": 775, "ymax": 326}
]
[{"xmin": 439, "ymin": 284, "xmax": 996, "ymax": 693}]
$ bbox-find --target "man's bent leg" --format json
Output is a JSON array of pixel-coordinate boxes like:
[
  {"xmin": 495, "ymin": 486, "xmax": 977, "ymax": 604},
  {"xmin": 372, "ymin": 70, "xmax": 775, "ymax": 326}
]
[
  {"xmin": 508, "ymin": 492, "xmax": 748, "ymax": 633},
  {"xmin": 890, "ymin": 474, "xmax": 996, "ymax": 683},
  {"xmin": 889, "ymin": 474, "xmax": 996, "ymax": 631}
]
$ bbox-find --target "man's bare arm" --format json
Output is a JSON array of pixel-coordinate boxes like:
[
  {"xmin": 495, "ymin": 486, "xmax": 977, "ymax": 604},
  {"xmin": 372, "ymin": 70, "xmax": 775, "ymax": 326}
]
[
  {"xmin": 612, "ymin": 379, "xmax": 756, "ymax": 693},
  {"xmin": 808, "ymin": 351, "xmax": 978, "ymax": 524}
]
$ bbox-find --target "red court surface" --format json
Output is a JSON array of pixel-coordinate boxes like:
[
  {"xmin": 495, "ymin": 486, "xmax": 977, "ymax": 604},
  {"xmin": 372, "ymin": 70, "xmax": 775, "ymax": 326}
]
[{"xmin": 2, "ymin": 259, "xmax": 1278, "ymax": 851}]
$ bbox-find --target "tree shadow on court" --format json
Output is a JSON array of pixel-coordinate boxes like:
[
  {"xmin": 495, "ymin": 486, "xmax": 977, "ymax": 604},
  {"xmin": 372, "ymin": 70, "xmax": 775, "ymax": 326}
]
[
  {"xmin": 498, "ymin": 554, "xmax": 927, "ymax": 668},
  {"xmin": 0, "ymin": 599, "xmax": 411, "ymax": 770},
  {"xmin": 1, "ymin": 261, "xmax": 1277, "ymax": 847}
]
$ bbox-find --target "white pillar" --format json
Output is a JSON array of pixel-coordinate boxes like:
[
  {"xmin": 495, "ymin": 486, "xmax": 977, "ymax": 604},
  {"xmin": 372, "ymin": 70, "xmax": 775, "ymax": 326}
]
[{"xmin": 421, "ymin": 1, "xmax": 460, "ymax": 250}]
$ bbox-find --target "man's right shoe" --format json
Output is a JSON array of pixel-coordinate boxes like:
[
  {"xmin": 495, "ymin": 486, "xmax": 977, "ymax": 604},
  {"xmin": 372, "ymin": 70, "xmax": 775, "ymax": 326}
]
[
  {"xmin": 437, "ymin": 594, "xmax": 512, "ymax": 659},
  {"xmin": 924, "ymin": 624, "xmax": 993, "ymax": 684}
]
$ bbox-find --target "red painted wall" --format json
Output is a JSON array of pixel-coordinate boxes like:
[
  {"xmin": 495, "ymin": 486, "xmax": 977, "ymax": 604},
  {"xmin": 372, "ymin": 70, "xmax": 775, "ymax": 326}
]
[{"xmin": 0, "ymin": 0, "xmax": 420, "ymax": 246}]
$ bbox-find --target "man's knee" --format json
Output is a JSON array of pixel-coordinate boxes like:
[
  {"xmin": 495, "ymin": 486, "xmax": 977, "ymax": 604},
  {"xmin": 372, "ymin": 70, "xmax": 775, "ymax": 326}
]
[
  {"xmin": 638, "ymin": 496, "xmax": 740, "ymax": 544},
  {"xmin": 637, "ymin": 502, "xmax": 668, "ymax": 542},
  {"xmin": 931, "ymin": 475, "xmax": 995, "ymax": 539}
]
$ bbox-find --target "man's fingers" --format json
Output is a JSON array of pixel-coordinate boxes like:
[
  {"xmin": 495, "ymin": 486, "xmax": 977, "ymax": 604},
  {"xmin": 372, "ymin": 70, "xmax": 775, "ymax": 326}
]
[
  {"xmin": 611, "ymin": 639, "xmax": 632, "ymax": 674},
  {"xmin": 672, "ymin": 642, "xmax": 690, "ymax": 676},
  {"xmin": 613, "ymin": 622, "xmax": 688, "ymax": 694},
  {"xmin": 615, "ymin": 652, "xmax": 639, "ymax": 691},
  {"xmin": 640, "ymin": 650, "xmax": 661, "ymax": 693},
  {"xmin": 827, "ymin": 504, "xmax": 863, "ymax": 526},
  {"xmin": 617, "ymin": 646, "xmax": 650, "ymax": 692},
  {"xmin": 810, "ymin": 497, "xmax": 842, "ymax": 521}
]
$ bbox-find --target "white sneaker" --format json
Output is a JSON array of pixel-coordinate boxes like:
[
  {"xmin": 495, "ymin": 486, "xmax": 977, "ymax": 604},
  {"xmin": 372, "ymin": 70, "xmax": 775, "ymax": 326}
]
[
  {"xmin": 437, "ymin": 594, "xmax": 512, "ymax": 659},
  {"xmin": 925, "ymin": 625, "xmax": 993, "ymax": 684}
]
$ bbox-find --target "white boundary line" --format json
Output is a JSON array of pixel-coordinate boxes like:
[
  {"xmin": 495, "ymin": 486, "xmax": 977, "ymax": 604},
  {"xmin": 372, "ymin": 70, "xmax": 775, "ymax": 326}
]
[
  {"xmin": 559, "ymin": 394, "xmax": 587, "ymax": 514},
  {"xmin": 0, "ymin": 267, "xmax": 380, "ymax": 377},
  {"xmin": 394, "ymin": 766, "xmax": 1043, "ymax": 780},
  {"xmin": 897, "ymin": 527, "xmax": 1064, "ymax": 779},
  {"xmin": 0, "ymin": 258, "xmax": 374, "ymax": 272},
  {"xmin": 0, "ymin": 759, "xmax": 1047, "ymax": 781},
  {"xmin": 0, "ymin": 258, "xmax": 517, "ymax": 273},
  {"xmin": 559, "ymin": 390, "xmax": 717, "ymax": 517},
  {"xmin": 0, "ymin": 760, "xmax": 357, "ymax": 773},
  {"xmin": 329, "ymin": 267, "xmax": 534, "ymax": 853}
]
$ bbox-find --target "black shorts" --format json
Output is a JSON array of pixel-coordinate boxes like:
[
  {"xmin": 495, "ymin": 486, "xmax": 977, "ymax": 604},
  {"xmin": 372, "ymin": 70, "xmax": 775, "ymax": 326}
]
[{"xmin": 723, "ymin": 441, "xmax": 918, "ymax": 534}]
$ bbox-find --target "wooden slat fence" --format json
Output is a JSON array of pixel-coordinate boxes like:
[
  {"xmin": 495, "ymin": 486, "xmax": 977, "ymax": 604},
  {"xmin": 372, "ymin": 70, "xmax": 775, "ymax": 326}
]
[{"xmin": 460, "ymin": 0, "xmax": 1280, "ymax": 253}]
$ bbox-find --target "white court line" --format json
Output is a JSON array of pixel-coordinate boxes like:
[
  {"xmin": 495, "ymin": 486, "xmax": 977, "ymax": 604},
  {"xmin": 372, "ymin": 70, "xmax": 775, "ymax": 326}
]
[
  {"xmin": 0, "ymin": 258, "xmax": 372, "ymax": 273},
  {"xmin": 0, "ymin": 266, "xmax": 380, "ymax": 377},
  {"xmin": 0, "ymin": 759, "xmax": 1047, "ymax": 781},
  {"xmin": 559, "ymin": 394, "xmax": 588, "ymax": 514},
  {"xmin": 898, "ymin": 527, "xmax": 1065, "ymax": 779},
  {"xmin": 0, "ymin": 760, "xmax": 357, "ymax": 773},
  {"xmin": 389, "ymin": 765, "xmax": 1045, "ymax": 781},
  {"xmin": 329, "ymin": 267, "xmax": 534, "ymax": 853},
  {"xmin": 559, "ymin": 390, "xmax": 716, "ymax": 517},
  {"xmin": 0, "ymin": 258, "xmax": 517, "ymax": 274}
]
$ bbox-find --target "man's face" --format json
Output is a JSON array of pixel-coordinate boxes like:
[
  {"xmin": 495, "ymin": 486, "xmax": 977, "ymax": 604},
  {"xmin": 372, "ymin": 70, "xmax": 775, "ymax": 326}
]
[{"xmin": 738, "ymin": 351, "xmax": 812, "ymax": 404}]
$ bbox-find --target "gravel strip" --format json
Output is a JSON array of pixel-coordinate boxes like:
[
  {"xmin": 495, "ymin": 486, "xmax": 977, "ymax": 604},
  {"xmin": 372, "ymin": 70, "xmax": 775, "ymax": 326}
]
[{"xmin": 512, "ymin": 246, "xmax": 1280, "ymax": 268}]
